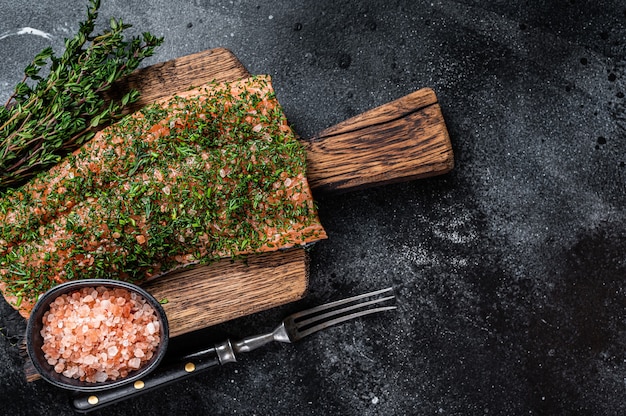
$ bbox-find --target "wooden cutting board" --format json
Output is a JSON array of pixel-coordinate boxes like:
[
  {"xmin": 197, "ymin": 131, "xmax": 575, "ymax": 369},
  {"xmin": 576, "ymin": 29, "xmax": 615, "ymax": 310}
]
[
  {"xmin": 111, "ymin": 47, "xmax": 453, "ymax": 338},
  {"xmin": 42, "ymin": 48, "xmax": 453, "ymax": 339}
]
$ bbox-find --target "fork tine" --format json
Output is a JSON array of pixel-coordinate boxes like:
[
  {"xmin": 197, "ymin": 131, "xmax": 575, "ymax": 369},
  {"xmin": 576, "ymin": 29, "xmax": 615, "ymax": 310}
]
[
  {"xmin": 294, "ymin": 295, "xmax": 396, "ymax": 328},
  {"xmin": 290, "ymin": 287, "xmax": 396, "ymax": 339},
  {"xmin": 295, "ymin": 305, "xmax": 397, "ymax": 339},
  {"xmin": 289, "ymin": 287, "xmax": 394, "ymax": 320}
]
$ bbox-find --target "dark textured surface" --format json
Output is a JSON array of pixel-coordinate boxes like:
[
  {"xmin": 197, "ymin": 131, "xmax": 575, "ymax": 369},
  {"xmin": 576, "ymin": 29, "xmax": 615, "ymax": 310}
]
[{"xmin": 1, "ymin": 1, "xmax": 626, "ymax": 415}]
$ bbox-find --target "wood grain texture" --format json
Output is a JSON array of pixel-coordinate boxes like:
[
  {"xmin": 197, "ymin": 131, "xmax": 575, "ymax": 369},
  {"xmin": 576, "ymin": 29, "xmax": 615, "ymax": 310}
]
[
  {"xmin": 305, "ymin": 88, "xmax": 453, "ymax": 193},
  {"xmin": 142, "ymin": 249, "xmax": 309, "ymax": 338},
  {"xmin": 105, "ymin": 48, "xmax": 251, "ymax": 114}
]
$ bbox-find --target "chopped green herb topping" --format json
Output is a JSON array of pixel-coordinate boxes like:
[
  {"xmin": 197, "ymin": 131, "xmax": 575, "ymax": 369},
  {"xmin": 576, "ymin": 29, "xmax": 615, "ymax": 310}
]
[{"xmin": 0, "ymin": 76, "xmax": 326, "ymax": 312}]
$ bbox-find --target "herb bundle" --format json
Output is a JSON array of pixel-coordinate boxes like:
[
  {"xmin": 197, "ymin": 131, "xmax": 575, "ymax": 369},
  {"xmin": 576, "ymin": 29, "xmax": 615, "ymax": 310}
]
[{"xmin": 0, "ymin": 0, "xmax": 163, "ymax": 190}]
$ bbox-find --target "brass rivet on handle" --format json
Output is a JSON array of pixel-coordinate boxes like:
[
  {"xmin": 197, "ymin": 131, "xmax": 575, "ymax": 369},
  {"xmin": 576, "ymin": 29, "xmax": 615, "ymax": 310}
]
[
  {"xmin": 185, "ymin": 362, "xmax": 196, "ymax": 372},
  {"xmin": 88, "ymin": 396, "xmax": 99, "ymax": 405},
  {"xmin": 134, "ymin": 380, "xmax": 145, "ymax": 389}
]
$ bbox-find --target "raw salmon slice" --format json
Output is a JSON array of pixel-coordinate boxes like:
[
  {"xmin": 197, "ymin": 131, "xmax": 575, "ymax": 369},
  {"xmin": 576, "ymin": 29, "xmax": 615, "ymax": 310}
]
[{"xmin": 0, "ymin": 75, "xmax": 327, "ymax": 317}]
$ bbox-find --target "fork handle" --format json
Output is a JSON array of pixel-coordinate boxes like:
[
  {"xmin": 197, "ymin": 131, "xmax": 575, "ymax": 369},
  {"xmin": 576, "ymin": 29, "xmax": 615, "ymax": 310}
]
[{"xmin": 72, "ymin": 340, "xmax": 237, "ymax": 413}]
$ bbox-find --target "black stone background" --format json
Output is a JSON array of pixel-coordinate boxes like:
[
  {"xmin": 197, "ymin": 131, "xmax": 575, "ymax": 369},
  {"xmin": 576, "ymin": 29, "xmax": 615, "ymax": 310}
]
[{"xmin": 1, "ymin": 1, "xmax": 626, "ymax": 415}]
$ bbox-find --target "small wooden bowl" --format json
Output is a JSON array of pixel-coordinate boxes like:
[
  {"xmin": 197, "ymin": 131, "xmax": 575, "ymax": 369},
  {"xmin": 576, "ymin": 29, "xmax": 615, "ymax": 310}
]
[{"xmin": 26, "ymin": 279, "xmax": 169, "ymax": 392}]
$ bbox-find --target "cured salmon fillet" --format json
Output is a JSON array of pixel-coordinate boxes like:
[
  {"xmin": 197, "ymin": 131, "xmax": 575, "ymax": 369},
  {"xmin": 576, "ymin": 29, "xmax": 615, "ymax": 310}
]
[{"xmin": 0, "ymin": 75, "xmax": 326, "ymax": 318}]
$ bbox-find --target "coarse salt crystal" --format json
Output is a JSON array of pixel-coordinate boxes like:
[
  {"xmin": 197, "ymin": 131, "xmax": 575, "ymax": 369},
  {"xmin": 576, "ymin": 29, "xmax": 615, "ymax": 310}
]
[
  {"xmin": 128, "ymin": 358, "xmax": 141, "ymax": 369},
  {"xmin": 94, "ymin": 372, "xmax": 108, "ymax": 383},
  {"xmin": 40, "ymin": 286, "xmax": 161, "ymax": 383}
]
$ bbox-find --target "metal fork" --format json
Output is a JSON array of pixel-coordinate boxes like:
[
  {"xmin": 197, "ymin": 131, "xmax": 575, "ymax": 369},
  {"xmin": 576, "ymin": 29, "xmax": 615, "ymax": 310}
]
[{"xmin": 73, "ymin": 287, "xmax": 396, "ymax": 413}]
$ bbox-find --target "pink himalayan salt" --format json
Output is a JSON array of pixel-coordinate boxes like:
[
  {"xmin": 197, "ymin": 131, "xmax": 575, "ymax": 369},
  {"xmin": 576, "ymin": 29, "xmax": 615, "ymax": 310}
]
[{"xmin": 40, "ymin": 286, "xmax": 161, "ymax": 383}]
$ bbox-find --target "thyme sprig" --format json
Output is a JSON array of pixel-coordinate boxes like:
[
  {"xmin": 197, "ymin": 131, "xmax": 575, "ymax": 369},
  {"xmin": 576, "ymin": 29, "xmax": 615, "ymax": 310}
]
[{"xmin": 0, "ymin": 0, "xmax": 163, "ymax": 190}]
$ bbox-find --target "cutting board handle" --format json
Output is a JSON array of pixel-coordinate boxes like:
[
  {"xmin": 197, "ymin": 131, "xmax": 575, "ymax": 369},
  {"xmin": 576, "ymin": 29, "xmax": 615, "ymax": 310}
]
[
  {"xmin": 305, "ymin": 87, "xmax": 453, "ymax": 193},
  {"xmin": 109, "ymin": 48, "xmax": 453, "ymax": 194}
]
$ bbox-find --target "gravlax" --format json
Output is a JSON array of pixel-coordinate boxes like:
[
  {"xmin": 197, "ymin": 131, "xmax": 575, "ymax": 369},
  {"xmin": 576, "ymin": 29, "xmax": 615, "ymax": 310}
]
[{"xmin": 0, "ymin": 76, "xmax": 326, "ymax": 317}]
